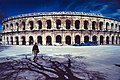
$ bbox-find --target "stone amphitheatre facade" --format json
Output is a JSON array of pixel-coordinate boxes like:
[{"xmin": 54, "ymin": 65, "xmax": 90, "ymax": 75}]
[{"xmin": 1, "ymin": 12, "xmax": 120, "ymax": 45}]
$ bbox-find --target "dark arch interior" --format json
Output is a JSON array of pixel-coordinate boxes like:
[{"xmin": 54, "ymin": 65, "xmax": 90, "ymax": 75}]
[
  {"xmin": 21, "ymin": 36, "xmax": 26, "ymax": 45},
  {"xmin": 100, "ymin": 36, "xmax": 104, "ymax": 45},
  {"xmin": 15, "ymin": 37, "xmax": 19, "ymax": 45},
  {"xmin": 106, "ymin": 36, "xmax": 109, "ymax": 44},
  {"xmin": 75, "ymin": 20, "xmax": 80, "ymax": 29},
  {"xmin": 29, "ymin": 36, "xmax": 34, "ymax": 45},
  {"xmin": 29, "ymin": 21, "xmax": 34, "ymax": 30},
  {"xmin": 37, "ymin": 36, "xmax": 42, "ymax": 45},
  {"xmin": 99, "ymin": 22, "xmax": 103, "ymax": 30},
  {"xmin": 11, "ymin": 37, "xmax": 13, "ymax": 45},
  {"xmin": 84, "ymin": 21, "xmax": 88, "ymax": 29},
  {"xmin": 46, "ymin": 20, "xmax": 51, "ymax": 29},
  {"xmin": 92, "ymin": 21, "xmax": 96, "ymax": 30},
  {"xmin": 75, "ymin": 35, "xmax": 80, "ymax": 44},
  {"xmin": 46, "ymin": 36, "xmax": 52, "ymax": 45},
  {"xmin": 37, "ymin": 20, "xmax": 42, "ymax": 29},
  {"xmin": 84, "ymin": 36, "xmax": 89, "ymax": 43},
  {"xmin": 56, "ymin": 35, "xmax": 62, "ymax": 43},
  {"xmin": 56, "ymin": 20, "xmax": 61, "ymax": 29},
  {"xmin": 66, "ymin": 20, "xmax": 71, "ymax": 29},
  {"xmin": 66, "ymin": 36, "xmax": 71, "ymax": 45},
  {"xmin": 22, "ymin": 22, "xmax": 25, "ymax": 30}
]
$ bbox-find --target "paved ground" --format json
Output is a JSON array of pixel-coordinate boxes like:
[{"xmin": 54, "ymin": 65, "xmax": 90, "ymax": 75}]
[{"xmin": 0, "ymin": 45, "xmax": 120, "ymax": 80}]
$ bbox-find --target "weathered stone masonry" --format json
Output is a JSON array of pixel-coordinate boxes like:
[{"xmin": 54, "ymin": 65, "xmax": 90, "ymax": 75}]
[{"xmin": 1, "ymin": 12, "xmax": 120, "ymax": 45}]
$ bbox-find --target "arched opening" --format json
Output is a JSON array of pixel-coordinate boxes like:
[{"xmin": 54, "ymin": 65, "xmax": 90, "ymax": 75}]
[
  {"xmin": 84, "ymin": 20, "xmax": 88, "ymax": 30},
  {"xmin": 21, "ymin": 36, "xmax": 26, "ymax": 45},
  {"xmin": 99, "ymin": 22, "xmax": 103, "ymax": 30},
  {"xmin": 92, "ymin": 21, "xmax": 96, "ymax": 30},
  {"xmin": 75, "ymin": 35, "xmax": 80, "ymax": 44},
  {"xmin": 22, "ymin": 21, "xmax": 25, "ymax": 30},
  {"xmin": 106, "ymin": 36, "xmax": 109, "ymax": 44},
  {"xmin": 66, "ymin": 36, "xmax": 71, "ymax": 45},
  {"xmin": 100, "ymin": 36, "xmax": 104, "ymax": 45},
  {"xmin": 84, "ymin": 36, "xmax": 89, "ymax": 43},
  {"xmin": 37, "ymin": 20, "xmax": 42, "ymax": 29},
  {"xmin": 106, "ymin": 22, "xmax": 109, "ymax": 31},
  {"xmin": 37, "ymin": 36, "xmax": 42, "ymax": 45},
  {"xmin": 10, "ymin": 23, "xmax": 13, "ymax": 31},
  {"xmin": 111, "ymin": 23, "xmax": 114, "ymax": 30},
  {"xmin": 119, "ymin": 25, "xmax": 120, "ymax": 31},
  {"xmin": 10, "ymin": 37, "xmax": 13, "ymax": 45},
  {"xmin": 112, "ymin": 36, "xmax": 114, "ymax": 44},
  {"xmin": 56, "ymin": 19, "xmax": 61, "ymax": 29},
  {"xmin": 116, "ymin": 37, "xmax": 118, "ymax": 44},
  {"xmin": 16, "ymin": 22, "xmax": 19, "ymax": 31},
  {"xmin": 66, "ymin": 20, "xmax": 71, "ymax": 29},
  {"xmin": 7, "ymin": 37, "xmax": 9, "ymax": 45},
  {"xmin": 29, "ymin": 21, "xmax": 34, "ymax": 30},
  {"xmin": 56, "ymin": 35, "xmax": 62, "ymax": 43},
  {"xmin": 46, "ymin": 20, "xmax": 51, "ymax": 29},
  {"xmin": 115, "ymin": 24, "xmax": 117, "ymax": 30},
  {"xmin": 15, "ymin": 36, "xmax": 19, "ymax": 45},
  {"xmin": 75, "ymin": 20, "xmax": 80, "ymax": 29},
  {"xmin": 92, "ymin": 36, "xmax": 97, "ymax": 41},
  {"xmin": 29, "ymin": 36, "xmax": 34, "ymax": 45},
  {"xmin": 46, "ymin": 36, "xmax": 52, "ymax": 45}
]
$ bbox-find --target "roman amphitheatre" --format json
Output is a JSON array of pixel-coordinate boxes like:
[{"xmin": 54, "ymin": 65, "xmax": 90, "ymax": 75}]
[{"xmin": 1, "ymin": 12, "xmax": 120, "ymax": 45}]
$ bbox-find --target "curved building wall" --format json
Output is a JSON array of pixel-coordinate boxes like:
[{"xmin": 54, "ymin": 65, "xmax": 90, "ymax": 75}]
[{"xmin": 1, "ymin": 12, "xmax": 120, "ymax": 45}]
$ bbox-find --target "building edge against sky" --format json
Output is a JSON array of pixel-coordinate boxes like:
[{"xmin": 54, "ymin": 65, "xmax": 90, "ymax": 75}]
[{"xmin": 1, "ymin": 12, "xmax": 120, "ymax": 45}]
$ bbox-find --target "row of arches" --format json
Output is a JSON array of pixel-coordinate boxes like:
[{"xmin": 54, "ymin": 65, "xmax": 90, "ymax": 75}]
[
  {"xmin": 6, "ymin": 35, "xmax": 119, "ymax": 45},
  {"xmin": 3, "ymin": 20, "xmax": 120, "ymax": 31}
]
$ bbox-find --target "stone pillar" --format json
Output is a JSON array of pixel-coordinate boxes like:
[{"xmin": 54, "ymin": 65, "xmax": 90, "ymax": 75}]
[
  {"xmin": 42, "ymin": 33, "xmax": 46, "ymax": 45},
  {"xmin": 80, "ymin": 18, "xmax": 84, "ymax": 30},
  {"xmin": 52, "ymin": 33, "xmax": 55, "ymax": 45},
  {"xmin": 71, "ymin": 33, "xmax": 75, "ymax": 44},
  {"xmin": 81, "ymin": 34, "xmax": 84, "ymax": 43},
  {"xmin": 62, "ymin": 33, "xmax": 65, "ymax": 45}
]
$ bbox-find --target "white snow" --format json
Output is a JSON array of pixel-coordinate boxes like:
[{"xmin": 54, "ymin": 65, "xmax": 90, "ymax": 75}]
[{"xmin": 0, "ymin": 45, "xmax": 120, "ymax": 80}]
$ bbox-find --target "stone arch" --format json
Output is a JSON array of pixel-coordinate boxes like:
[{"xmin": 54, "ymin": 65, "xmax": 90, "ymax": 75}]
[
  {"xmin": 21, "ymin": 36, "xmax": 26, "ymax": 45},
  {"xmin": 66, "ymin": 19, "xmax": 71, "ymax": 29},
  {"xmin": 15, "ymin": 36, "xmax": 19, "ymax": 45},
  {"xmin": 46, "ymin": 36, "xmax": 52, "ymax": 45},
  {"xmin": 56, "ymin": 19, "xmax": 61, "ymax": 29},
  {"xmin": 29, "ymin": 36, "xmax": 34, "ymax": 45},
  {"xmin": 46, "ymin": 20, "xmax": 51, "ymax": 29},
  {"xmin": 29, "ymin": 21, "xmax": 34, "ymax": 30},
  {"xmin": 16, "ymin": 22, "xmax": 19, "ymax": 31},
  {"xmin": 10, "ymin": 36, "xmax": 13, "ymax": 45},
  {"xmin": 115, "ymin": 24, "xmax": 117, "ymax": 30},
  {"xmin": 56, "ymin": 35, "xmax": 62, "ymax": 43},
  {"xmin": 100, "ymin": 35, "xmax": 104, "ymax": 45},
  {"xmin": 99, "ymin": 22, "xmax": 103, "ymax": 30},
  {"xmin": 106, "ymin": 22, "xmax": 109, "ymax": 31},
  {"xmin": 75, "ymin": 20, "xmax": 80, "ymax": 29},
  {"xmin": 111, "ymin": 23, "xmax": 114, "ymax": 30},
  {"xmin": 22, "ymin": 21, "xmax": 25, "ymax": 30},
  {"xmin": 37, "ymin": 20, "xmax": 42, "ymax": 29},
  {"xmin": 7, "ymin": 37, "xmax": 9, "ymax": 45},
  {"xmin": 106, "ymin": 36, "xmax": 109, "ymax": 44},
  {"xmin": 65, "ymin": 35, "xmax": 71, "ymax": 45},
  {"xmin": 75, "ymin": 35, "xmax": 80, "ymax": 44},
  {"xmin": 92, "ymin": 35, "xmax": 97, "ymax": 41},
  {"xmin": 112, "ymin": 36, "xmax": 114, "ymax": 44},
  {"xmin": 84, "ymin": 36, "xmax": 89, "ymax": 43},
  {"xmin": 84, "ymin": 20, "xmax": 89, "ymax": 30},
  {"xmin": 37, "ymin": 36, "xmax": 42, "ymax": 45},
  {"xmin": 116, "ymin": 36, "xmax": 118, "ymax": 44},
  {"xmin": 10, "ymin": 23, "xmax": 13, "ymax": 31},
  {"xmin": 92, "ymin": 21, "xmax": 96, "ymax": 30}
]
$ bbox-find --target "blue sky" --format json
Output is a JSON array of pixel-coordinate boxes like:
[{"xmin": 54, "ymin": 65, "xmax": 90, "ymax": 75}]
[{"xmin": 0, "ymin": 0, "xmax": 120, "ymax": 30}]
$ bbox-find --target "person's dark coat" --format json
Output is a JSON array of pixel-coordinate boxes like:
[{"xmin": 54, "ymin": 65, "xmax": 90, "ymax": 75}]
[{"xmin": 32, "ymin": 44, "xmax": 39, "ymax": 53}]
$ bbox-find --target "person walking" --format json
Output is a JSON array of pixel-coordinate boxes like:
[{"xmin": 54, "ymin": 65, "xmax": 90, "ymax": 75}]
[{"xmin": 32, "ymin": 42, "xmax": 39, "ymax": 62}]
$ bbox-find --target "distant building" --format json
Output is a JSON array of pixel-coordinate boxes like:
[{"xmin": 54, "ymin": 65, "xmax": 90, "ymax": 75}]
[{"xmin": 1, "ymin": 12, "xmax": 120, "ymax": 45}]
